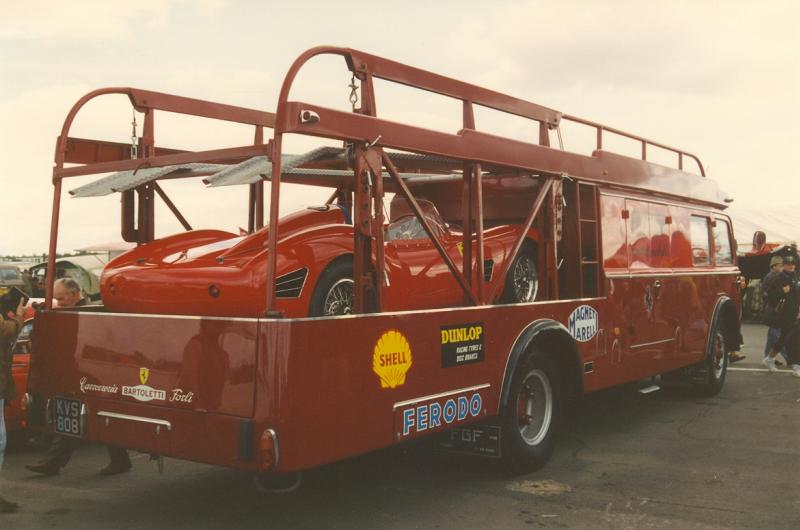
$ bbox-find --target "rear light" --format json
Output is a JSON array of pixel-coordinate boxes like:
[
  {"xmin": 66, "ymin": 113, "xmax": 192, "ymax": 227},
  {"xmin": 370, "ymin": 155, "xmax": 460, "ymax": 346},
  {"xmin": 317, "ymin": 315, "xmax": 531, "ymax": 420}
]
[{"xmin": 258, "ymin": 428, "xmax": 280, "ymax": 471}]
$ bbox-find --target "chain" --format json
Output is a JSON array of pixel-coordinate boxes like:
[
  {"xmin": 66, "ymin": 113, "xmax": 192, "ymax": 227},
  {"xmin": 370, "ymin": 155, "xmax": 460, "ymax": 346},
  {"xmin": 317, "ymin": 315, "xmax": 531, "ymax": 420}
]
[
  {"xmin": 348, "ymin": 73, "xmax": 359, "ymax": 111},
  {"xmin": 130, "ymin": 109, "xmax": 139, "ymax": 159}
]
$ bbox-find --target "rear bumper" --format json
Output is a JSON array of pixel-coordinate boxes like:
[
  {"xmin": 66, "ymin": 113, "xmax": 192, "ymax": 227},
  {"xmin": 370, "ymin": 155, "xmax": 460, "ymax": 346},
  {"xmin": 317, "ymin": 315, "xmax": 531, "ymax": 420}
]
[{"xmin": 27, "ymin": 393, "xmax": 263, "ymax": 471}]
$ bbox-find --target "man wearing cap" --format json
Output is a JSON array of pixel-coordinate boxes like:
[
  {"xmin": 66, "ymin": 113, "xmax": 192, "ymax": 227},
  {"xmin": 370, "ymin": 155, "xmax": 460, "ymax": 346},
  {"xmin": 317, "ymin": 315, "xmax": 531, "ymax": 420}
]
[
  {"xmin": 761, "ymin": 256, "xmax": 787, "ymax": 365},
  {"xmin": 763, "ymin": 255, "xmax": 799, "ymax": 375}
]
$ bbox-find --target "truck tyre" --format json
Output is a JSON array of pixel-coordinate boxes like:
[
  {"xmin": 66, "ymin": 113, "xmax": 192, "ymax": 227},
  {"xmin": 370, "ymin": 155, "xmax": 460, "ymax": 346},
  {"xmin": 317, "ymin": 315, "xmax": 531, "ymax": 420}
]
[
  {"xmin": 698, "ymin": 325, "xmax": 727, "ymax": 396},
  {"xmin": 308, "ymin": 258, "xmax": 353, "ymax": 317},
  {"xmin": 500, "ymin": 243, "xmax": 538, "ymax": 303},
  {"xmin": 252, "ymin": 471, "xmax": 303, "ymax": 494},
  {"xmin": 501, "ymin": 352, "xmax": 560, "ymax": 473}
]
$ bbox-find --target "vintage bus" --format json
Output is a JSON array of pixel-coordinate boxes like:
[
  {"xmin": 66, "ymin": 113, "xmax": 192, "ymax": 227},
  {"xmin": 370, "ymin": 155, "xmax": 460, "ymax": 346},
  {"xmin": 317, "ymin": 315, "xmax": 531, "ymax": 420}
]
[{"xmin": 27, "ymin": 46, "xmax": 741, "ymax": 489}]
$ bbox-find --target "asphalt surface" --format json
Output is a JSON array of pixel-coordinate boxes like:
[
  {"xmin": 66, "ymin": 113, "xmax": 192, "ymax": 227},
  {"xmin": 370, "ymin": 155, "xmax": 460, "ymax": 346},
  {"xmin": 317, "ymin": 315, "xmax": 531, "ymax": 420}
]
[{"xmin": 1, "ymin": 322, "xmax": 798, "ymax": 530}]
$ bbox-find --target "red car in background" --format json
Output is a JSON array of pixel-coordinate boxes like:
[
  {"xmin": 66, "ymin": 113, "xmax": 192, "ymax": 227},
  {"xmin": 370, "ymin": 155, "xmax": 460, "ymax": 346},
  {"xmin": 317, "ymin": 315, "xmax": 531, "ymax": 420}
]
[
  {"xmin": 5, "ymin": 304, "xmax": 37, "ymax": 433},
  {"xmin": 101, "ymin": 198, "xmax": 540, "ymax": 318}
]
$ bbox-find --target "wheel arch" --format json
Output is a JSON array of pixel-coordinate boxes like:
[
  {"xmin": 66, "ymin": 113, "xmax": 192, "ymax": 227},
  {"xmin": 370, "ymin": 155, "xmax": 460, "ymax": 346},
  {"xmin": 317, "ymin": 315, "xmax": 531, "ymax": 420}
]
[
  {"xmin": 707, "ymin": 295, "xmax": 741, "ymax": 356},
  {"xmin": 499, "ymin": 319, "xmax": 584, "ymax": 412}
]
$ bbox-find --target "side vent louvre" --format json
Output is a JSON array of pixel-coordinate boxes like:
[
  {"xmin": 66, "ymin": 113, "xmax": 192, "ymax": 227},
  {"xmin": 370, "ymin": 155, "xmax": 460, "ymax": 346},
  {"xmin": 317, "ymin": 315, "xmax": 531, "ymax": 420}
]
[{"xmin": 275, "ymin": 268, "xmax": 309, "ymax": 299}]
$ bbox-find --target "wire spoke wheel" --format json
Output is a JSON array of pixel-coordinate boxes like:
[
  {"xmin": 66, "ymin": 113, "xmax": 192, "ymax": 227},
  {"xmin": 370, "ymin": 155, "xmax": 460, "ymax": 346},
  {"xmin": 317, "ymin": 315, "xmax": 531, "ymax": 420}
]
[
  {"xmin": 323, "ymin": 278, "xmax": 353, "ymax": 316},
  {"xmin": 512, "ymin": 254, "xmax": 537, "ymax": 302},
  {"xmin": 515, "ymin": 369, "xmax": 553, "ymax": 446}
]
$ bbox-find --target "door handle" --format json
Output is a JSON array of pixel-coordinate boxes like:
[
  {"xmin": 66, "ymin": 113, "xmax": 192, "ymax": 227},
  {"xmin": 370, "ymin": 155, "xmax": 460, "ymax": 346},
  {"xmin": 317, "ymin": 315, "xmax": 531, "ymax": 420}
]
[{"xmin": 653, "ymin": 280, "xmax": 662, "ymax": 289}]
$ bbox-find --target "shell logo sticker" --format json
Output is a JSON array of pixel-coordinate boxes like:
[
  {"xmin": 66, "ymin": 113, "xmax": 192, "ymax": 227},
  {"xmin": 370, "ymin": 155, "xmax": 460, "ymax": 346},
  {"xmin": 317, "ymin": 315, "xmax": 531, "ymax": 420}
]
[{"xmin": 373, "ymin": 330, "xmax": 413, "ymax": 389}]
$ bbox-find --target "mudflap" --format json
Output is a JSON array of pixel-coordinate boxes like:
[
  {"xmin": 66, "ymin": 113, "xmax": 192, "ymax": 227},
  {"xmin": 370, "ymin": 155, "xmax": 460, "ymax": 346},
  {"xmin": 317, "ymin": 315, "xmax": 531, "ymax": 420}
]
[{"xmin": 436, "ymin": 421, "xmax": 503, "ymax": 458}]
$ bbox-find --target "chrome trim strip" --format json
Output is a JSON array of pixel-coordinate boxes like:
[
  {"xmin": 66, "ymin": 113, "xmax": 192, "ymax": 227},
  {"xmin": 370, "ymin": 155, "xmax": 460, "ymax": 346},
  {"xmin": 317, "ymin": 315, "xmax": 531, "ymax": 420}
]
[
  {"xmin": 97, "ymin": 411, "xmax": 172, "ymax": 431},
  {"xmin": 599, "ymin": 191, "xmax": 733, "ymax": 214},
  {"xmin": 48, "ymin": 311, "xmax": 260, "ymax": 323},
  {"xmin": 605, "ymin": 270, "xmax": 739, "ymax": 279},
  {"xmin": 392, "ymin": 383, "xmax": 490, "ymax": 410},
  {"xmin": 630, "ymin": 337, "xmax": 676, "ymax": 350}
]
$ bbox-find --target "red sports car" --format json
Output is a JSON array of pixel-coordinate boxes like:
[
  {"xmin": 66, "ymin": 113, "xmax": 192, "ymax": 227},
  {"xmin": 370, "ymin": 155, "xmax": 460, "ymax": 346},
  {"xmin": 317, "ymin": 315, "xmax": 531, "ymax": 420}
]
[
  {"xmin": 100, "ymin": 198, "xmax": 540, "ymax": 318},
  {"xmin": 5, "ymin": 306, "xmax": 36, "ymax": 432}
]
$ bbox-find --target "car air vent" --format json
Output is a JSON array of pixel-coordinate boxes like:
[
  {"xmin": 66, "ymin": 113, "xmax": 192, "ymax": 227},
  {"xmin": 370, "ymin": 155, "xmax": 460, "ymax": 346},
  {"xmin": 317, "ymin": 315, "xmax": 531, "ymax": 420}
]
[
  {"xmin": 484, "ymin": 260, "xmax": 494, "ymax": 282},
  {"xmin": 275, "ymin": 268, "xmax": 309, "ymax": 299}
]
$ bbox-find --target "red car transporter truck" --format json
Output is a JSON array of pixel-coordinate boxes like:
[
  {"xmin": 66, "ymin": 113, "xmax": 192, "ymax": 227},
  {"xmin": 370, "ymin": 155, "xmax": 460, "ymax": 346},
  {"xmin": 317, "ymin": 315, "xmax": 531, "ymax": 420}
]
[{"xmin": 27, "ymin": 46, "xmax": 741, "ymax": 488}]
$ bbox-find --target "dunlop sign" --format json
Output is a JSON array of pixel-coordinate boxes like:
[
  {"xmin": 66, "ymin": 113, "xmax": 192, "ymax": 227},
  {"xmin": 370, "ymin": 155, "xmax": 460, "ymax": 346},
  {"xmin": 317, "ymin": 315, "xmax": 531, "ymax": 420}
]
[{"xmin": 441, "ymin": 323, "xmax": 484, "ymax": 368}]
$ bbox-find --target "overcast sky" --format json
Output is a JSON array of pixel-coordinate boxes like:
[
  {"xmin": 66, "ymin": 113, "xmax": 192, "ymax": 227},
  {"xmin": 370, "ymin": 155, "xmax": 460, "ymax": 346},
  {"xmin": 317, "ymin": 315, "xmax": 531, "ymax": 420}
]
[{"xmin": 1, "ymin": 0, "xmax": 797, "ymax": 255}]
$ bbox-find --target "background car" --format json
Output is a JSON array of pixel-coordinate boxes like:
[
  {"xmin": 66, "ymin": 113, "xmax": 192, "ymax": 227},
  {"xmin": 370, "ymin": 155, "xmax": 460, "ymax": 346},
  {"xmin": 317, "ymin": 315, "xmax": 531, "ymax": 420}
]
[
  {"xmin": 4, "ymin": 301, "xmax": 38, "ymax": 433},
  {"xmin": 0, "ymin": 265, "xmax": 25, "ymax": 297}
]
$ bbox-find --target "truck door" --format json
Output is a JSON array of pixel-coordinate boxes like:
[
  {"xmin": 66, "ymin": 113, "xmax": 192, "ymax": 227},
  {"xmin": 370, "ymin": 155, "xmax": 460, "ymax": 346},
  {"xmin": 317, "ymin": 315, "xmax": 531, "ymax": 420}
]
[{"xmin": 625, "ymin": 200, "xmax": 675, "ymax": 365}]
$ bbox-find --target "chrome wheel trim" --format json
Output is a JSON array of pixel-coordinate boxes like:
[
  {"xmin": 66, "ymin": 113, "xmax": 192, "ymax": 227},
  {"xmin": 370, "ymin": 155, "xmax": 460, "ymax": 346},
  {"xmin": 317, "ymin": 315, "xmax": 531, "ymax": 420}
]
[
  {"xmin": 712, "ymin": 329, "xmax": 725, "ymax": 380},
  {"xmin": 512, "ymin": 255, "xmax": 538, "ymax": 302},
  {"xmin": 516, "ymin": 369, "xmax": 553, "ymax": 446},
  {"xmin": 323, "ymin": 278, "xmax": 353, "ymax": 316}
]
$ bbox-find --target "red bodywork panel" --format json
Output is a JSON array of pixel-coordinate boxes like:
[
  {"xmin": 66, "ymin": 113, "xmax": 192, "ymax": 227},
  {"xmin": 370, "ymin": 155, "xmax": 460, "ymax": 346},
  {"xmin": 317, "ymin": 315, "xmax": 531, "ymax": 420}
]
[
  {"xmin": 5, "ymin": 352, "xmax": 30, "ymax": 431},
  {"xmin": 101, "ymin": 205, "xmax": 538, "ymax": 318}
]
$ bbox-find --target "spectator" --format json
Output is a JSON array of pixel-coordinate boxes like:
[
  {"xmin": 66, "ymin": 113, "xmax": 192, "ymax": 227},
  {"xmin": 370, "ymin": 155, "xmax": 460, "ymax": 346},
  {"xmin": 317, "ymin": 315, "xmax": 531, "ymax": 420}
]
[
  {"xmin": 1, "ymin": 294, "xmax": 27, "ymax": 513},
  {"xmin": 25, "ymin": 278, "xmax": 132, "ymax": 477},
  {"xmin": 20, "ymin": 269, "xmax": 33, "ymax": 297},
  {"xmin": 763, "ymin": 256, "xmax": 799, "ymax": 374},
  {"xmin": 762, "ymin": 256, "xmax": 787, "ymax": 366}
]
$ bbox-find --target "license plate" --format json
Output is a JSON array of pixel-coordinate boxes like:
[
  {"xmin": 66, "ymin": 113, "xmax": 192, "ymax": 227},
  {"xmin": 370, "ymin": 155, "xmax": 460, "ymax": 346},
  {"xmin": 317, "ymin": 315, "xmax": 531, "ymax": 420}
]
[
  {"xmin": 53, "ymin": 397, "xmax": 83, "ymax": 437},
  {"xmin": 437, "ymin": 424, "xmax": 502, "ymax": 457}
]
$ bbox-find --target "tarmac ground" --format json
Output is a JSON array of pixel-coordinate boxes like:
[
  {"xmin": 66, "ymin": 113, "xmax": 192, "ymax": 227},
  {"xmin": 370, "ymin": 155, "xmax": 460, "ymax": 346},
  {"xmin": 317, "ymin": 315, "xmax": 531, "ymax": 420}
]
[{"xmin": 1, "ymin": 322, "xmax": 798, "ymax": 529}]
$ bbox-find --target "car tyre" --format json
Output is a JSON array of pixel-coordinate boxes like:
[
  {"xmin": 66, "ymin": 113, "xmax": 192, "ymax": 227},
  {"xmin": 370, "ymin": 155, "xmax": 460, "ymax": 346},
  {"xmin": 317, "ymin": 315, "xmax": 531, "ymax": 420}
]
[
  {"xmin": 308, "ymin": 258, "xmax": 354, "ymax": 317},
  {"xmin": 500, "ymin": 243, "xmax": 538, "ymax": 304},
  {"xmin": 501, "ymin": 352, "xmax": 560, "ymax": 474}
]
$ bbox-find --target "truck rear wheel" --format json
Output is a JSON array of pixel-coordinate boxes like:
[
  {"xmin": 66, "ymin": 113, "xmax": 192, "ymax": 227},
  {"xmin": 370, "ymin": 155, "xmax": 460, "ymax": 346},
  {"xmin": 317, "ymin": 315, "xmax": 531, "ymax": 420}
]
[
  {"xmin": 252, "ymin": 471, "xmax": 303, "ymax": 494},
  {"xmin": 501, "ymin": 353, "xmax": 560, "ymax": 473},
  {"xmin": 697, "ymin": 326, "xmax": 727, "ymax": 396}
]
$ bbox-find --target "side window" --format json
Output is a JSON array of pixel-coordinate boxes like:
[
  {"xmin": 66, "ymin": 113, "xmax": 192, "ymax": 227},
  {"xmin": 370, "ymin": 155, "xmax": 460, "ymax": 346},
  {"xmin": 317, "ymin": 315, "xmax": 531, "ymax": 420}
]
[
  {"xmin": 627, "ymin": 200, "xmax": 650, "ymax": 268},
  {"xmin": 713, "ymin": 219, "xmax": 733, "ymax": 265},
  {"xmin": 601, "ymin": 195, "xmax": 627, "ymax": 269},
  {"xmin": 649, "ymin": 204, "xmax": 671, "ymax": 268},
  {"xmin": 669, "ymin": 207, "xmax": 692, "ymax": 267},
  {"xmin": 690, "ymin": 216, "xmax": 711, "ymax": 266}
]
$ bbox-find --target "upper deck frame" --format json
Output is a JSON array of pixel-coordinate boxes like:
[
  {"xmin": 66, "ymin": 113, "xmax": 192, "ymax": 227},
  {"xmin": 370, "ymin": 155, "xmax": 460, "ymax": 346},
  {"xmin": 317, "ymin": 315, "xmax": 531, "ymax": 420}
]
[{"xmin": 46, "ymin": 46, "xmax": 727, "ymax": 314}]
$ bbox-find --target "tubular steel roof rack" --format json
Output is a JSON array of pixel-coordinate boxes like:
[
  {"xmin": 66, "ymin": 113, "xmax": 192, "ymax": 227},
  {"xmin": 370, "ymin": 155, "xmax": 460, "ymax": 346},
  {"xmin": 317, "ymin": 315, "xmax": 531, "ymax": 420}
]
[{"xmin": 46, "ymin": 46, "xmax": 726, "ymax": 314}]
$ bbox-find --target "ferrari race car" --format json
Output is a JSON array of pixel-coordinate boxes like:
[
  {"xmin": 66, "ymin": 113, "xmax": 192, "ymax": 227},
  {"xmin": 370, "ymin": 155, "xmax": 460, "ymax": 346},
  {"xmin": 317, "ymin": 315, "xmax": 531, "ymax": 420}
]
[{"xmin": 100, "ymin": 198, "xmax": 540, "ymax": 318}]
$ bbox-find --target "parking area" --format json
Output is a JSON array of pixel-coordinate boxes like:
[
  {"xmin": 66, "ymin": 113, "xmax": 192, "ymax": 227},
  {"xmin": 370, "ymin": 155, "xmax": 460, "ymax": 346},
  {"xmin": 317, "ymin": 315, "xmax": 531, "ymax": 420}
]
[{"xmin": 1, "ymin": 322, "xmax": 798, "ymax": 529}]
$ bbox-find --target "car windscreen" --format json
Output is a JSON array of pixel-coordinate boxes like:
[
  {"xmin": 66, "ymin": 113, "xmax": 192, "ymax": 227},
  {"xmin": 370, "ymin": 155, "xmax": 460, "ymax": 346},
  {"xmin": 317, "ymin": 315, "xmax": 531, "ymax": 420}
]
[{"xmin": 0, "ymin": 268, "xmax": 20, "ymax": 280}]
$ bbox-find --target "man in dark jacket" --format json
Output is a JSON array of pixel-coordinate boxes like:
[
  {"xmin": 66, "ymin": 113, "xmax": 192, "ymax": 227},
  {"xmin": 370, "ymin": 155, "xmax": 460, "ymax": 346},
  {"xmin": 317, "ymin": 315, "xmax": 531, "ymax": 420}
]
[
  {"xmin": 763, "ymin": 256, "xmax": 799, "ymax": 374},
  {"xmin": 762, "ymin": 256, "xmax": 786, "ymax": 365},
  {"xmin": 1, "ymin": 294, "xmax": 26, "ymax": 513},
  {"xmin": 25, "ymin": 278, "xmax": 132, "ymax": 477}
]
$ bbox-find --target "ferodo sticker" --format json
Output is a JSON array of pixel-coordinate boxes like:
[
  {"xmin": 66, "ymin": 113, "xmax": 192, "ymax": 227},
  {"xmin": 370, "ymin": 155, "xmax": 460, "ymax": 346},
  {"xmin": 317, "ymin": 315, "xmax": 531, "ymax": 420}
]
[
  {"xmin": 441, "ymin": 323, "xmax": 484, "ymax": 368},
  {"xmin": 567, "ymin": 305, "xmax": 598, "ymax": 342},
  {"xmin": 395, "ymin": 388, "xmax": 485, "ymax": 439},
  {"xmin": 373, "ymin": 330, "xmax": 413, "ymax": 389}
]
